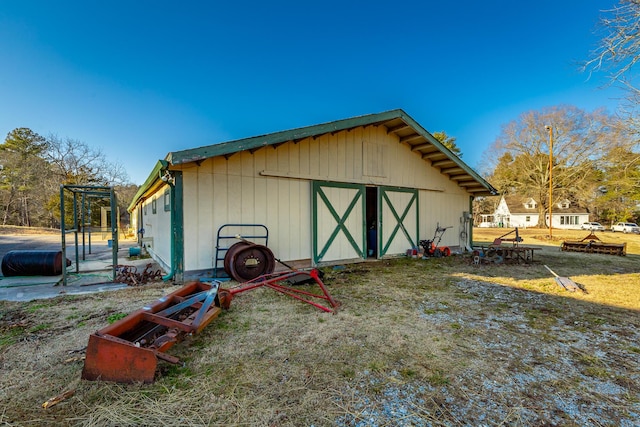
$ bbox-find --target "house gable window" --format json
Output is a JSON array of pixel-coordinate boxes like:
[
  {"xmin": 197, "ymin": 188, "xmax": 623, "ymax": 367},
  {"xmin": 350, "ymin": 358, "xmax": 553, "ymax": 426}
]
[
  {"xmin": 524, "ymin": 198, "xmax": 537, "ymax": 209},
  {"xmin": 558, "ymin": 200, "xmax": 570, "ymax": 209}
]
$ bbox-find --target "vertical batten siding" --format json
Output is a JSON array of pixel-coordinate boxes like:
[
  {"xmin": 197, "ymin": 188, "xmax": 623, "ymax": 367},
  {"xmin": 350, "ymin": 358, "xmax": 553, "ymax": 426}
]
[
  {"xmin": 180, "ymin": 123, "xmax": 473, "ymax": 271},
  {"xmin": 141, "ymin": 184, "xmax": 172, "ymax": 270},
  {"xmin": 182, "ymin": 158, "xmax": 313, "ymax": 272},
  {"xmin": 418, "ymin": 191, "xmax": 468, "ymax": 248}
]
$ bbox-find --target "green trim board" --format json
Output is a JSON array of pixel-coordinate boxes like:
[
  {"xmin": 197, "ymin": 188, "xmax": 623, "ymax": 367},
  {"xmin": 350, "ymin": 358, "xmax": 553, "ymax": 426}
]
[
  {"xmin": 173, "ymin": 171, "xmax": 184, "ymax": 282},
  {"xmin": 312, "ymin": 181, "xmax": 366, "ymax": 265},
  {"xmin": 128, "ymin": 160, "xmax": 168, "ymax": 212},
  {"xmin": 378, "ymin": 187, "xmax": 419, "ymax": 257}
]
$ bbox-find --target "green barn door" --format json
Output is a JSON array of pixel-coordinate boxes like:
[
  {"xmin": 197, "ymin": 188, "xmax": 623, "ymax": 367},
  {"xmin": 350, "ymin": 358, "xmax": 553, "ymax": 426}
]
[
  {"xmin": 378, "ymin": 187, "xmax": 419, "ymax": 257},
  {"xmin": 312, "ymin": 181, "xmax": 366, "ymax": 265}
]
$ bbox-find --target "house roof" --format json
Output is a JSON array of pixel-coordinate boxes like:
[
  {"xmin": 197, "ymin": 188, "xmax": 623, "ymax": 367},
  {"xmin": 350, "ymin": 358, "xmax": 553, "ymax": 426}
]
[
  {"xmin": 502, "ymin": 195, "xmax": 587, "ymax": 214},
  {"xmin": 502, "ymin": 195, "xmax": 537, "ymax": 214},
  {"xmin": 130, "ymin": 109, "xmax": 497, "ymax": 210}
]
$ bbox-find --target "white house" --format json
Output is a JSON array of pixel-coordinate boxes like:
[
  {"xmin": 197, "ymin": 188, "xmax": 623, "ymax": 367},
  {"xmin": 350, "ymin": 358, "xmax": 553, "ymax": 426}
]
[
  {"xmin": 128, "ymin": 110, "xmax": 497, "ymax": 282},
  {"xmin": 491, "ymin": 195, "xmax": 589, "ymax": 229}
]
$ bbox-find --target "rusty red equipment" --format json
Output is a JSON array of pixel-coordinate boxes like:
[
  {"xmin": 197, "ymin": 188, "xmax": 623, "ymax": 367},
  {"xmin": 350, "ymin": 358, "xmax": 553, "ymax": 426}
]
[
  {"xmin": 82, "ymin": 280, "xmax": 231, "ymax": 383},
  {"xmin": 82, "ymin": 268, "xmax": 338, "ymax": 383},
  {"xmin": 561, "ymin": 232, "xmax": 626, "ymax": 256}
]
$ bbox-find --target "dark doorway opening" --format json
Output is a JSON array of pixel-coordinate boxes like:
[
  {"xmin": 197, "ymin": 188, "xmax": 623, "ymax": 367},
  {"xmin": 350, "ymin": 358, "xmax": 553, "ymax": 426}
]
[{"xmin": 365, "ymin": 187, "xmax": 378, "ymax": 258}]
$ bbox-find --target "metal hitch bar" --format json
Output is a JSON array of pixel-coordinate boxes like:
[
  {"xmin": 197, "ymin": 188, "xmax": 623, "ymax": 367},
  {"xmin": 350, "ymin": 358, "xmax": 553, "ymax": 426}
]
[{"xmin": 228, "ymin": 268, "xmax": 340, "ymax": 313}]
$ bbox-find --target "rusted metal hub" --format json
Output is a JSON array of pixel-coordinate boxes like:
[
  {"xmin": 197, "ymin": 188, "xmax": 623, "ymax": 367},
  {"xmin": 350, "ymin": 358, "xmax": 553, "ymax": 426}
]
[{"xmin": 224, "ymin": 241, "xmax": 275, "ymax": 281}]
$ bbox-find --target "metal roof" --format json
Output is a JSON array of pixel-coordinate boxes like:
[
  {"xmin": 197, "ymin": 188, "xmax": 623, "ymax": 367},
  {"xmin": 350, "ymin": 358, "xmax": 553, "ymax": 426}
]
[{"xmin": 165, "ymin": 109, "xmax": 496, "ymax": 196}]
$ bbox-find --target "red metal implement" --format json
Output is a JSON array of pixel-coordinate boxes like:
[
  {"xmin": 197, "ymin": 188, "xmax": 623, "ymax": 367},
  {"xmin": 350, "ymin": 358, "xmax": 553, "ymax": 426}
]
[
  {"xmin": 229, "ymin": 268, "xmax": 340, "ymax": 313},
  {"xmin": 81, "ymin": 268, "xmax": 338, "ymax": 383},
  {"xmin": 82, "ymin": 280, "xmax": 230, "ymax": 383}
]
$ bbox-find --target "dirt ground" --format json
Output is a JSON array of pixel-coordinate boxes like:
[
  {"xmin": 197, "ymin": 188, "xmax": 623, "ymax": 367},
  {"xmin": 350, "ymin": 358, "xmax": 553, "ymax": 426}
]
[{"xmin": 0, "ymin": 228, "xmax": 639, "ymax": 426}]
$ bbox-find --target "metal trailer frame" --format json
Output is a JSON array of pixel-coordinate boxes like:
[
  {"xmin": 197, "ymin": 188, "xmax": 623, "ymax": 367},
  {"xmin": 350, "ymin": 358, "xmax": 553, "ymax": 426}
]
[
  {"xmin": 228, "ymin": 268, "xmax": 340, "ymax": 313},
  {"xmin": 59, "ymin": 185, "xmax": 118, "ymax": 286}
]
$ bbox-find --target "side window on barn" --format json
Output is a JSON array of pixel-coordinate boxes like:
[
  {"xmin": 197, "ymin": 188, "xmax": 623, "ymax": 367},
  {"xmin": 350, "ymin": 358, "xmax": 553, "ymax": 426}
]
[
  {"xmin": 164, "ymin": 188, "xmax": 170, "ymax": 212},
  {"xmin": 152, "ymin": 195, "xmax": 157, "ymax": 214}
]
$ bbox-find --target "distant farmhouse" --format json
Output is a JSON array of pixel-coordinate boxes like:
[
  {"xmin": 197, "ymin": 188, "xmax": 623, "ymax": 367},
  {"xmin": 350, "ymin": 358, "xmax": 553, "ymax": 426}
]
[
  {"xmin": 479, "ymin": 195, "xmax": 589, "ymax": 229},
  {"xmin": 128, "ymin": 109, "xmax": 497, "ymax": 282}
]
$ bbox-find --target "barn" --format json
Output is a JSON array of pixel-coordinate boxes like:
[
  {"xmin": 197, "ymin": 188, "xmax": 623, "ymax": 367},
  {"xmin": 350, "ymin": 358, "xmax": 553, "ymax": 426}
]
[{"xmin": 128, "ymin": 109, "xmax": 497, "ymax": 282}]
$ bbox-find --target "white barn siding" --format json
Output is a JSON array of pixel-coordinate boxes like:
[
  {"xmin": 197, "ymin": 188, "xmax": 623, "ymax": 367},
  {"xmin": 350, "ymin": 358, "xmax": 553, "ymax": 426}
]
[
  {"xmin": 182, "ymin": 162, "xmax": 311, "ymax": 272},
  {"xmin": 141, "ymin": 185, "xmax": 172, "ymax": 270},
  {"xmin": 179, "ymin": 124, "xmax": 471, "ymax": 271},
  {"xmin": 418, "ymin": 191, "xmax": 469, "ymax": 248}
]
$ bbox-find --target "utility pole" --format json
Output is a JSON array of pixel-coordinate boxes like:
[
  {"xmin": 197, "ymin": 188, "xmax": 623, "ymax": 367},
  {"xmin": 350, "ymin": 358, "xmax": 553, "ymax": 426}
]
[{"xmin": 545, "ymin": 125, "xmax": 553, "ymax": 239}]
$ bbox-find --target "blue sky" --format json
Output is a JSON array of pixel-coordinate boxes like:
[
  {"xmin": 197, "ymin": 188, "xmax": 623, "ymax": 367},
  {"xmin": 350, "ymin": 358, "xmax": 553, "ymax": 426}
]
[{"xmin": 0, "ymin": 1, "xmax": 623, "ymax": 184}]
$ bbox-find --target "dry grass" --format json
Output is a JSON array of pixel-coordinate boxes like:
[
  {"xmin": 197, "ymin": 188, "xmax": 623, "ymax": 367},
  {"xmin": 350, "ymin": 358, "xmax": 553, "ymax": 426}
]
[
  {"xmin": 0, "ymin": 225, "xmax": 60, "ymax": 235},
  {"xmin": 0, "ymin": 227, "xmax": 639, "ymax": 426},
  {"xmin": 473, "ymin": 227, "xmax": 640, "ymax": 310}
]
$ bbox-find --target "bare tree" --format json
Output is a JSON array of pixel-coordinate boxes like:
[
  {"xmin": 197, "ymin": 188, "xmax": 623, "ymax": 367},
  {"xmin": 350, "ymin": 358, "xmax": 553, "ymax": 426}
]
[
  {"xmin": 484, "ymin": 106, "xmax": 621, "ymax": 227},
  {"xmin": 45, "ymin": 135, "xmax": 129, "ymax": 186},
  {"xmin": 585, "ymin": 1, "xmax": 640, "ymax": 101}
]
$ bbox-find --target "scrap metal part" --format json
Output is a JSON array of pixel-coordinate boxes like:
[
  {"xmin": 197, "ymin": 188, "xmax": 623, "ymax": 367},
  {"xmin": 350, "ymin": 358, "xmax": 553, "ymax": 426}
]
[
  {"xmin": 224, "ymin": 241, "xmax": 276, "ymax": 281},
  {"xmin": 229, "ymin": 268, "xmax": 340, "ymax": 313},
  {"xmin": 81, "ymin": 266, "xmax": 338, "ymax": 384},
  {"xmin": 82, "ymin": 280, "xmax": 231, "ymax": 383},
  {"xmin": 115, "ymin": 263, "xmax": 164, "ymax": 286}
]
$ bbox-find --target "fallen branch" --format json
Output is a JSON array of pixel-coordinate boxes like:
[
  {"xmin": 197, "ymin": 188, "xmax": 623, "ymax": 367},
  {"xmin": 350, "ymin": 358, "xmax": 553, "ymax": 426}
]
[{"xmin": 42, "ymin": 389, "xmax": 75, "ymax": 409}]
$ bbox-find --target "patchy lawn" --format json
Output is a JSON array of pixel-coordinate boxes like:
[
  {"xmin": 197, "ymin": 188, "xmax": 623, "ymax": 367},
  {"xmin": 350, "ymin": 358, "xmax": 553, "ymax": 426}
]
[{"xmin": 1, "ymin": 229, "xmax": 639, "ymax": 426}]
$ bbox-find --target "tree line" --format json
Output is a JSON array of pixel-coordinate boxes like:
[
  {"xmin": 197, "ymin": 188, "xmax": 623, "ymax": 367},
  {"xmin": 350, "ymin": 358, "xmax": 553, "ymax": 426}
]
[{"xmin": 0, "ymin": 128, "xmax": 138, "ymax": 229}]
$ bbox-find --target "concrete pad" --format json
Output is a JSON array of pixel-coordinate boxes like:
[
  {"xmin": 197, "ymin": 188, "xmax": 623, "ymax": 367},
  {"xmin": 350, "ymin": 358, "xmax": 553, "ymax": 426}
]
[{"xmin": 0, "ymin": 234, "xmax": 165, "ymax": 302}]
